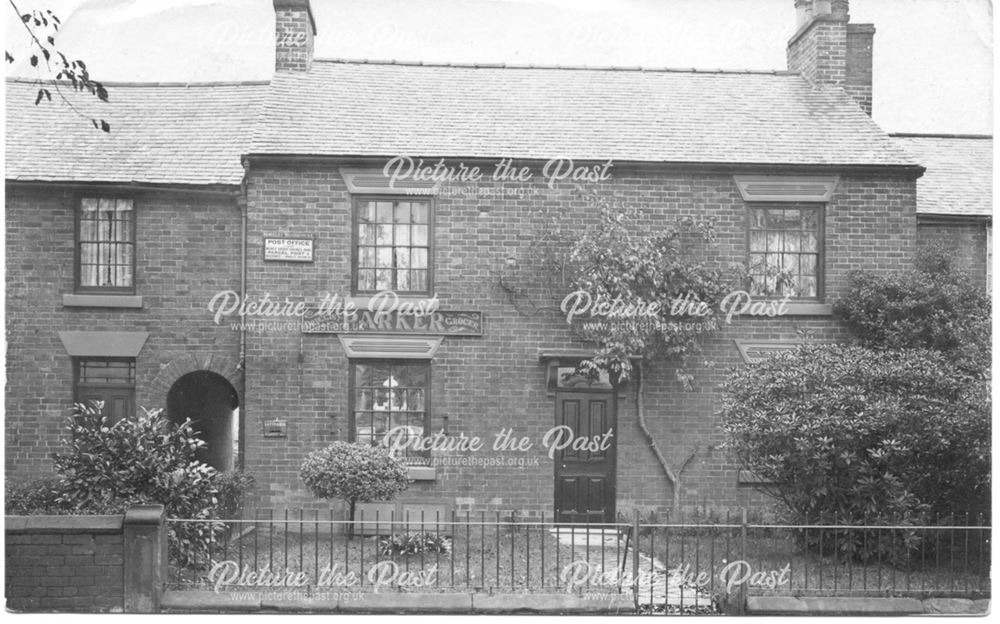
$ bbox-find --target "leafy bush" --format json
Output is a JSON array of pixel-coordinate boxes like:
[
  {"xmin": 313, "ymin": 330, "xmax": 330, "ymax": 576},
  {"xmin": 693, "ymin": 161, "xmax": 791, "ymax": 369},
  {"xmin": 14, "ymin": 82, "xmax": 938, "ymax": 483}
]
[
  {"xmin": 377, "ymin": 531, "xmax": 452, "ymax": 556},
  {"xmin": 834, "ymin": 245, "xmax": 991, "ymax": 375},
  {"xmin": 5, "ymin": 476, "xmax": 64, "ymax": 515},
  {"xmin": 214, "ymin": 470, "xmax": 257, "ymax": 519},
  {"xmin": 299, "ymin": 442, "xmax": 409, "ymax": 536},
  {"xmin": 723, "ymin": 344, "xmax": 990, "ymax": 561},
  {"xmin": 502, "ymin": 188, "xmax": 732, "ymax": 382},
  {"xmin": 52, "ymin": 402, "xmax": 221, "ymax": 566}
]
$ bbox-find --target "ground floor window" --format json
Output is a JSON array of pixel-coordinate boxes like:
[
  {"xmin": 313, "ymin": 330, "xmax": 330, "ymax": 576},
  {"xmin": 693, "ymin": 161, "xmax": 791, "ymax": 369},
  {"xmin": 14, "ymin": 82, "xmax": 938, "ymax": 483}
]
[
  {"xmin": 73, "ymin": 357, "xmax": 136, "ymax": 422},
  {"xmin": 349, "ymin": 360, "xmax": 429, "ymax": 462}
]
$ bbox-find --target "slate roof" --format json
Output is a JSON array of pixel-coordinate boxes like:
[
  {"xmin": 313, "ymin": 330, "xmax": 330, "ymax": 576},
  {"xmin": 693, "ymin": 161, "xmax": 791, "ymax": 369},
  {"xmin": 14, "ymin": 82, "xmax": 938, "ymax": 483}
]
[
  {"xmin": 249, "ymin": 59, "xmax": 919, "ymax": 168},
  {"xmin": 5, "ymin": 79, "xmax": 267, "ymax": 186},
  {"xmin": 892, "ymin": 135, "xmax": 993, "ymax": 217}
]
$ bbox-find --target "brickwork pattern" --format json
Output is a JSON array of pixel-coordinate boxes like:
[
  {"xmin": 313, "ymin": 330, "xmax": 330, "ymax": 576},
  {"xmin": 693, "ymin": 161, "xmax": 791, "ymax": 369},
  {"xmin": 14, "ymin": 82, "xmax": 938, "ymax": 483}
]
[
  {"xmin": 917, "ymin": 220, "xmax": 990, "ymax": 287},
  {"xmin": 242, "ymin": 162, "xmax": 916, "ymax": 516},
  {"xmin": 5, "ymin": 523, "xmax": 124, "ymax": 612},
  {"xmin": 4, "ymin": 185, "xmax": 243, "ymax": 480}
]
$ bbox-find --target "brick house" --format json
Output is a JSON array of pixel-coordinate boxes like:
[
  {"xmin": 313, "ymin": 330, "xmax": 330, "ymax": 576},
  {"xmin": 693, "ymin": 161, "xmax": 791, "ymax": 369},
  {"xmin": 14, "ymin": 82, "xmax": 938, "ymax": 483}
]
[
  {"xmin": 7, "ymin": 0, "xmax": 942, "ymax": 521},
  {"xmin": 893, "ymin": 134, "xmax": 992, "ymax": 288}
]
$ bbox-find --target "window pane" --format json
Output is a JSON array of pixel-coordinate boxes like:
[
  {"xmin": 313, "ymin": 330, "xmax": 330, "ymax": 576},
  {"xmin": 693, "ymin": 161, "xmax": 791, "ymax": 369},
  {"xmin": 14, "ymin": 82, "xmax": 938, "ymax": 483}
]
[
  {"xmin": 375, "ymin": 269, "xmax": 392, "ymax": 291},
  {"xmin": 376, "ymin": 247, "xmax": 393, "ymax": 268},
  {"xmin": 359, "ymin": 247, "xmax": 375, "ymax": 269},
  {"xmin": 411, "ymin": 203, "xmax": 428, "ymax": 224},
  {"xmin": 395, "ymin": 225, "xmax": 411, "ymax": 247},
  {"xmin": 410, "ymin": 270, "xmax": 428, "ymax": 291},
  {"xmin": 375, "ymin": 224, "xmax": 392, "ymax": 245},
  {"xmin": 749, "ymin": 231, "xmax": 766, "ymax": 253},
  {"xmin": 801, "ymin": 254, "xmax": 817, "ymax": 276},
  {"xmin": 394, "ymin": 248, "xmax": 411, "ymax": 269},
  {"xmin": 411, "ymin": 248, "xmax": 428, "ymax": 269},
  {"xmin": 395, "ymin": 202, "xmax": 410, "ymax": 224},
  {"xmin": 357, "ymin": 269, "xmax": 375, "ymax": 291},
  {"xmin": 375, "ymin": 202, "xmax": 393, "ymax": 223},
  {"xmin": 358, "ymin": 202, "xmax": 375, "ymax": 223},
  {"xmin": 766, "ymin": 231, "xmax": 781, "ymax": 252},
  {"xmin": 396, "ymin": 270, "xmax": 411, "ymax": 291},
  {"xmin": 359, "ymin": 224, "xmax": 375, "ymax": 245},
  {"xmin": 801, "ymin": 276, "xmax": 817, "ymax": 298},
  {"xmin": 412, "ymin": 225, "xmax": 428, "ymax": 246},
  {"xmin": 801, "ymin": 232, "xmax": 818, "ymax": 253}
]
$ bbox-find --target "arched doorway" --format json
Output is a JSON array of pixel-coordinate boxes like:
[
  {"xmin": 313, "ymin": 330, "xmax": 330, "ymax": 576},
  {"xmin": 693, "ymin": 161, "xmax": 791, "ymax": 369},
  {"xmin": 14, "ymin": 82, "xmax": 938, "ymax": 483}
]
[{"xmin": 166, "ymin": 370, "xmax": 240, "ymax": 471}]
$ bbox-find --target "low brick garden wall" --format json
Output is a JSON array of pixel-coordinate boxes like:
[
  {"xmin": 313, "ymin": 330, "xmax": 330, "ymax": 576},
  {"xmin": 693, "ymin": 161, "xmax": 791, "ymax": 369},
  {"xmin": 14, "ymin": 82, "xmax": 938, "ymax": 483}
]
[
  {"xmin": 5, "ymin": 515, "xmax": 125, "ymax": 612},
  {"xmin": 5, "ymin": 506, "xmax": 166, "ymax": 613}
]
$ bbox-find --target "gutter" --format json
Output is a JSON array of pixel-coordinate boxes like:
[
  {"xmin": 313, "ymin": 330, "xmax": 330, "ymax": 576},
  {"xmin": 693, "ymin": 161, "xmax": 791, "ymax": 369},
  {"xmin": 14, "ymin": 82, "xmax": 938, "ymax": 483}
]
[{"xmin": 237, "ymin": 165, "xmax": 249, "ymax": 470}]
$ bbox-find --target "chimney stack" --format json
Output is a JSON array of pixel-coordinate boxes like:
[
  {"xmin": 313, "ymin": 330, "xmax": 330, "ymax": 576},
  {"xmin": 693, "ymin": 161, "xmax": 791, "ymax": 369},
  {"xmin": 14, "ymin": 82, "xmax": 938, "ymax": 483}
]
[
  {"xmin": 274, "ymin": 0, "xmax": 316, "ymax": 72},
  {"xmin": 787, "ymin": 0, "xmax": 875, "ymax": 116}
]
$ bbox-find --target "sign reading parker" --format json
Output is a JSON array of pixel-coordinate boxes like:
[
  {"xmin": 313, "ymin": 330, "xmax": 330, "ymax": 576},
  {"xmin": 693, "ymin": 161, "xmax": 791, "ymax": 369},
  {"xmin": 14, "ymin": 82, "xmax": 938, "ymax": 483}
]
[
  {"xmin": 304, "ymin": 309, "xmax": 483, "ymax": 336},
  {"xmin": 303, "ymin": 291, "xmax": 483, "ymax": 336}
]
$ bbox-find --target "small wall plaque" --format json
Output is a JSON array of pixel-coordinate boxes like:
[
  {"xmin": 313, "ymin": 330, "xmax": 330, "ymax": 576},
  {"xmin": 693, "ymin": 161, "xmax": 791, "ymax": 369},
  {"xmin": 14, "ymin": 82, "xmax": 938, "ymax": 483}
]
[
  {"xmin": 264, "ymin": 419, "xmax": 287, "ymax": 437},
  {"xmin": 264, "ymin": 238, "xmax": 314, "ymax": 262}
]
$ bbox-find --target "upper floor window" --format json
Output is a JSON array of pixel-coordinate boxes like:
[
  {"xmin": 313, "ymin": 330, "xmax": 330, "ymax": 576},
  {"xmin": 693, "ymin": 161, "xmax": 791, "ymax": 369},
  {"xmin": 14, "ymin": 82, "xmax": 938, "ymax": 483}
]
[
  {"xmin": 74, "ymin": 357, "xmax": 136, "ymax": 422},
  {"xmin": 77, "ymin": 197, "xmax": 134, "ymax": 292},
  {"xmin": 353, "ymin": 198, "xmax": 432, "ymax": 295},
  {"xmin": 747, "ymin": 204, "xmax": 823, "ymax": 299}
]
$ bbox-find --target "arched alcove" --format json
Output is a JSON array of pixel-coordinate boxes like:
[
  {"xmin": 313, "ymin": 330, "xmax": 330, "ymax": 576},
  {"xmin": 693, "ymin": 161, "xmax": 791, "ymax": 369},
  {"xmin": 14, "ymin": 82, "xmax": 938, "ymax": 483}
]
[{"xmin": 166, "ymin": 370, "xmax": 240, "ymax": 471}]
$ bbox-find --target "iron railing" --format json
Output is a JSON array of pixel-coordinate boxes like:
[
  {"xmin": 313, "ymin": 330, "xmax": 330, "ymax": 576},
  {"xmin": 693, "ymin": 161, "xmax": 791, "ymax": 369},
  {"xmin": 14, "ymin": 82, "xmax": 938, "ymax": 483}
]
[{"xmin": 167, "ymin": 509, "xmax": 990, "ymax": 614}]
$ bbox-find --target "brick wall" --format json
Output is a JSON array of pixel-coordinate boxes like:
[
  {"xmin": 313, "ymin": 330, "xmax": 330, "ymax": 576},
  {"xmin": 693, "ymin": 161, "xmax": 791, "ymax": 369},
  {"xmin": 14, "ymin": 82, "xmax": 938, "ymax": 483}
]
[
  {"xmin": 845, "ymin": 24, "xmax": 875, "ymax": 115},
  {"xmin": 5, "ymin": 515, "xmax": 125, "ymax": 612},
  {"xmin": 917, "ymin": 218, "xmax": 990, "ymax": 287},
  {"xmin": 788, "ymin": 18, "xmax": 847, "ymax": 87},
  {"xmin": 241, "ymin": 161, "xmax": 917, "ymax": 516},
  {"xmin": 4, "ymin": 184, "xmax": 243, "ymax": 481},
  {"xmin": 274, "ymin": 0, "xmax": 314, "ymax": 72}
]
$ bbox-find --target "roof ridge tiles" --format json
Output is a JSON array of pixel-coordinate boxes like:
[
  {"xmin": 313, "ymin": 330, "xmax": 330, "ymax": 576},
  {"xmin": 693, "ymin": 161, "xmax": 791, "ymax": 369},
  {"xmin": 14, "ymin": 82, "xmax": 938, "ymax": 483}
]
[
  {"xmin": 5, "ymin": 77, "xmax": 270, "ymax": 88},
  {"xmin": 891, "ymin": 133, "xmax": 993, "ymax": 140},
  {"xmin": 309, "ymin": 56, "xmax": 798, "ymax": 75}
]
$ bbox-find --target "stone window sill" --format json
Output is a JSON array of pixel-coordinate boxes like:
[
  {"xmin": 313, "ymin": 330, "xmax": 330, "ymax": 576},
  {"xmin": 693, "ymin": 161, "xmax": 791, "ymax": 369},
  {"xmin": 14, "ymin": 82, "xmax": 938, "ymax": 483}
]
[
  {"xmin": 407, "ymin": 466, "xmax": 436, "ymax": 481},
  {"xmin": 63, "ymin": 294, "xmax": 143, "ymax": 309},
  {"xmin": 783, "ymin": 302, "xmax": 833, "ymax": 315}
]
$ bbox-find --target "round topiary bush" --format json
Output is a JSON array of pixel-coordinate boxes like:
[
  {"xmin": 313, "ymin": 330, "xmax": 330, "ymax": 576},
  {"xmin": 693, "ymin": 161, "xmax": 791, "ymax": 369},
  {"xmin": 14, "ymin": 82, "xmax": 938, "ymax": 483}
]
[{"xmin": 300, "ymin": 442, "xmax": 410, "ymax": 536}]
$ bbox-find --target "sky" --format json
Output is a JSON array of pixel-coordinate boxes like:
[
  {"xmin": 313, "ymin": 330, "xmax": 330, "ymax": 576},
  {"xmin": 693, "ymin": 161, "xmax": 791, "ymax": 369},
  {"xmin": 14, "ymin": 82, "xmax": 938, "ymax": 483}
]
[{"xmin": 3, "ymin": 0, "xmax": 994, "ymax": 134}]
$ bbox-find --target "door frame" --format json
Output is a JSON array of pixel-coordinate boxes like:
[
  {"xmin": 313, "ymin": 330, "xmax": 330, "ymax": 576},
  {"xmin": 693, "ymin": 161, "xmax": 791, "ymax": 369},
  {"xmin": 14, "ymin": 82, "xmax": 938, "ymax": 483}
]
[{"xmin": 552, "ymin": 388, "xmax": 618, "ymax": 524}]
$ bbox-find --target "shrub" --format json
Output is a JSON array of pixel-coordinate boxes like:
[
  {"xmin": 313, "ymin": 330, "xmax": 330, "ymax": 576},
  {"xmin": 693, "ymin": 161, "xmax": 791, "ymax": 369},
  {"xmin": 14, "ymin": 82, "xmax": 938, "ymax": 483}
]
[
  {"xmin": 722, "ymin": 344, "xmax": 990, "ymax": 560},
  {"xmin": 5, "ymin": 476, "xmax": 65, "ymax": 515},
  {"xmin": 833, "ymin": 245, "xmax": 991, "ymax": 375},
  {"xmin": 51, "ymin": 402, "xmax": 221, "ymax": 566},
  {"xmin": 214, "ymin": 470, "xmax": 257, "ymax": 519},
  {"xmin": 300, "ymin": 442, "xmax": 409, "ymax": 536},
  {"xmin": 378, "ymin": 532, "xmax": 452, "ymax": 556}
]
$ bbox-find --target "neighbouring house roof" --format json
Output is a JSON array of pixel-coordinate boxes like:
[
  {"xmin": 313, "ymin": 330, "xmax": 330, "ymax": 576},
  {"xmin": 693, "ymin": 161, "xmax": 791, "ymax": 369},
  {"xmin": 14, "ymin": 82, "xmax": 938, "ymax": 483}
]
[
  {"xmin": 5, "ymin": 79, "xmax": 268, "ymax": 186},
  {"xmin": 249, "ymin": 59, "xmax": 919, "ymax": 168},
  {"xmin": 892, "ymin": 134, "xmax": 993, "ymax": 218}
]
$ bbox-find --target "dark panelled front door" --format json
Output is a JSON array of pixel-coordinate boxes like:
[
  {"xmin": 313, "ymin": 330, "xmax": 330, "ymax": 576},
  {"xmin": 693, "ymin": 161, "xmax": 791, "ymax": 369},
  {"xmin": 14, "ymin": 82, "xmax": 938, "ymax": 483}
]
[{"xmin": 554, "ymin": 391, "xmax": 617, "ymax": 523}]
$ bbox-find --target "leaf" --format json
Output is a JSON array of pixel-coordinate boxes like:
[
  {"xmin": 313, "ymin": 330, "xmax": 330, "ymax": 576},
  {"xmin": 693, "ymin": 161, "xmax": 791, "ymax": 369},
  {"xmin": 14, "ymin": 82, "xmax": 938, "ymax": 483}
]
[
  {"xmin": 5, "ymin": 51, "xmax": 13, "ymax": 64},
  {"xmin": 100, "ymin": 120, "xmax": 111, "ymax": 133},
  {"xmin": 21, "ymin": 13, "xmax": 30, "ymax": 23},
  {"xmin": 29, "ymin": 55, "xmax": 37, "ymax": 67}
]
